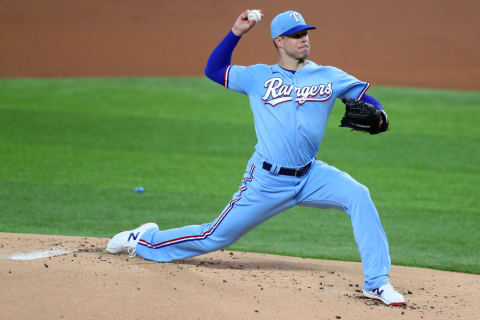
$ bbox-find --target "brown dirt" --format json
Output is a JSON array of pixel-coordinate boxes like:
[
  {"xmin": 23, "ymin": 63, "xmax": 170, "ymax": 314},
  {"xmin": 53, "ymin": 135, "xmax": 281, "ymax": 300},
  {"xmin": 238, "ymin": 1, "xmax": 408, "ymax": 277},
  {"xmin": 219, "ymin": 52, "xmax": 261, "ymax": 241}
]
[
  {"xmin": 1, "ymin": 233, "xmax": 479, "ymax": 320},
  {"xmin": 1, "ymin": 0, "xmax": 480, "ymax": 90},
  {"xmin": 1, "ymin": 1, "xmax": 479, "ymax": 319}
]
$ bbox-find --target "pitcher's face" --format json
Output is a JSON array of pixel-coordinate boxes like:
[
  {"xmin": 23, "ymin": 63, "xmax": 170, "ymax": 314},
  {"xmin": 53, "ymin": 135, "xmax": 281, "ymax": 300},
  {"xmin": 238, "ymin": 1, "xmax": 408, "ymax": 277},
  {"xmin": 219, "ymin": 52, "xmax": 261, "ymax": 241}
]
[{"xmin": 278, "ymin": 30, "xmax": 310, "ymax": 60}]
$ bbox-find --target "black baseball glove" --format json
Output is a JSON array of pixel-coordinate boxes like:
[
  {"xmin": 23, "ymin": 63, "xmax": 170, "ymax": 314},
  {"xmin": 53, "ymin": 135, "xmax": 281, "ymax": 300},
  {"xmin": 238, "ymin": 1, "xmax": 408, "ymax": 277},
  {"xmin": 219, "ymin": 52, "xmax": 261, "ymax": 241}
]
[{"xmin": 339, "ymin": 98, "xmax": 389, "ymax": 134}]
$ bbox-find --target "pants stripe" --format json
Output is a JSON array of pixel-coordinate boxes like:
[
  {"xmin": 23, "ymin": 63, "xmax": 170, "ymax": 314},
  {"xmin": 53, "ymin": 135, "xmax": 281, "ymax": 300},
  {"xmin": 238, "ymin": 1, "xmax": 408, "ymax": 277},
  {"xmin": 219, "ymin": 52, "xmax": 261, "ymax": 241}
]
[{"xmin": 138, "ymin": 164, "xmax": 255, "ymax": 249}]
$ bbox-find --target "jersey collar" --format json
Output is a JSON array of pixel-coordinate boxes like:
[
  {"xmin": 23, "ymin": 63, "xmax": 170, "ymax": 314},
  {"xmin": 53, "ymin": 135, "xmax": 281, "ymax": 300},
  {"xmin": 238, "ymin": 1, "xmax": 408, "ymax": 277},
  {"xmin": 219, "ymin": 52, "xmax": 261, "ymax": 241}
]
[{"xmin": 271, "ymin": 60, "xmax": 316, "ymax": 76}]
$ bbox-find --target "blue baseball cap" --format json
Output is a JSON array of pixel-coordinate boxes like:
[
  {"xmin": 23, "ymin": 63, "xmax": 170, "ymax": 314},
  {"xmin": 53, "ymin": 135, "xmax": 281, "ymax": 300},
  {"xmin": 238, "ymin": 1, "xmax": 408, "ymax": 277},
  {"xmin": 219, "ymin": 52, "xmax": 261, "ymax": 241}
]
[{"xmin": 270, "ymin": 11, "xmax": 316, "ymax": 39}]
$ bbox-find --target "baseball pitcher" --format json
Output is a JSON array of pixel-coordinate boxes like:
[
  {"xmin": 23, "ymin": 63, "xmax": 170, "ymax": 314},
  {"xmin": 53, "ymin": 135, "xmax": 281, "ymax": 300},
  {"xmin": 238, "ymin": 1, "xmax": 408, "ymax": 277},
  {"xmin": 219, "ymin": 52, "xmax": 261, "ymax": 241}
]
[{"xmin": 106, "ymin": 10, "xmax": 404, "ymax": 306}]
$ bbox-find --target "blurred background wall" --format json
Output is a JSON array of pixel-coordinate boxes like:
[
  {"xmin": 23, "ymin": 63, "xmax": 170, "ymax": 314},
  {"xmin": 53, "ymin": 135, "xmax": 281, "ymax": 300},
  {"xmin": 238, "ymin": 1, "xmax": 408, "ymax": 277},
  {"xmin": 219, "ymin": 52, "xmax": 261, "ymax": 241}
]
[{"xmin": 1, "ymin": 0, "xmax": 479, "ymax": 90}]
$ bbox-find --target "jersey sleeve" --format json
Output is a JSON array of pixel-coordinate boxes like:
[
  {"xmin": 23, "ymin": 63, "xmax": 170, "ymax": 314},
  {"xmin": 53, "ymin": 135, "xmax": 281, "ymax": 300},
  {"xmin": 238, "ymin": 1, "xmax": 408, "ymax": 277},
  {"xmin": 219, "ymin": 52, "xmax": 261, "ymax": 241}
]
[
  {"xmin": 332, "ymin": 67, "xmax": 370, "ymax": 100},
  {"xmin": 224, "ymin": 64, "xmax": 257, "ymax": 95}
]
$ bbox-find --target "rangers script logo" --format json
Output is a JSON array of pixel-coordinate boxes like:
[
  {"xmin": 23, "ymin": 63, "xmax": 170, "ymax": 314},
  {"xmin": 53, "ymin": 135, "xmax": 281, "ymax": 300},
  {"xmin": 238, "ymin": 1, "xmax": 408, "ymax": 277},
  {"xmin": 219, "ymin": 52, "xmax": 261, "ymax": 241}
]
[{"xmin": 263, "ymin": 78, "xmax": 333, "ymax": 106}]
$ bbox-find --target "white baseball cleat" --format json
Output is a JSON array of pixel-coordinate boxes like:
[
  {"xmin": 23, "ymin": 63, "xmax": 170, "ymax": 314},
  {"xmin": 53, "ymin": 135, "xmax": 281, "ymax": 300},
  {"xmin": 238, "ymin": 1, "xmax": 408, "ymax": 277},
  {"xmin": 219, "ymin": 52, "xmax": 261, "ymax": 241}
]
[
  {"xmin": 363, "ymin": 283, "xmax": 406, "ymax": 306},
  {"xmin": 106, "ymin": 223, "xmax": 159, "ymax": 257}
]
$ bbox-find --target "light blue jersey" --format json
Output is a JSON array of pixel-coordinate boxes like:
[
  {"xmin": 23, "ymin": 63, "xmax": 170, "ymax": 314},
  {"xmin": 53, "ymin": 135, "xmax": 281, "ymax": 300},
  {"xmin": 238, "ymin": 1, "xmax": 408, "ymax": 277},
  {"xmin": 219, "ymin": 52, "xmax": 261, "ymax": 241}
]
[{"xmin": 226, "ymin": 62, "xmax": 369, "ymax": 166}]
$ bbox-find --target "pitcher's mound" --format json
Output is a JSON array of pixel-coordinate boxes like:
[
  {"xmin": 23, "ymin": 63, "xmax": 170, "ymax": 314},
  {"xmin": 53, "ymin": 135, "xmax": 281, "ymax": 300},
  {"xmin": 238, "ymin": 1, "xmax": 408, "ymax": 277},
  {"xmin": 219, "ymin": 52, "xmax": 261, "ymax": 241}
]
[{"xmin": 1, "ymin": 233, "xmax": 478, "ymax": 319}]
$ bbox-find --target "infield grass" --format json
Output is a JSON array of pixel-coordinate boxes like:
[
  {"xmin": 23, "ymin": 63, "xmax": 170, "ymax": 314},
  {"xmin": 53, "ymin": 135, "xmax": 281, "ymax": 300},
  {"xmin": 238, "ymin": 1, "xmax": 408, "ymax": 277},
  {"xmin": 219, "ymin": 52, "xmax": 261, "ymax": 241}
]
[{"xmin": 0, "ymin": 78, "xmax": 479, "ymax": 274}]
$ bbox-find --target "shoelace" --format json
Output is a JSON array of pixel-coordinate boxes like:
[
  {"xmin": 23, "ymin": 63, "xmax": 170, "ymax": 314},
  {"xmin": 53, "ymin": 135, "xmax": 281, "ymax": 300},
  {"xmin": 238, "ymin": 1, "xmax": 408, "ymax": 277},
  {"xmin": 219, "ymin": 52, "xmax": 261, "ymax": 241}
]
[
  {"xmin": 127, "ymin": 247, "xmax": 136, "ymax": 258},
  {"xmin": 121, "ymin": 243, "xmax": 137, "ymax": 258}
]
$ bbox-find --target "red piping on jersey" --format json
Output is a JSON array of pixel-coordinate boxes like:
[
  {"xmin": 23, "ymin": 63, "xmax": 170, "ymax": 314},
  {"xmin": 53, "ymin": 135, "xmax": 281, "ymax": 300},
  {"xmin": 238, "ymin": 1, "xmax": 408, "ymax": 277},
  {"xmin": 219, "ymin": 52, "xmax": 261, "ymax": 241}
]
[
  {"xmin": 357, "ymin": 83, "xmax": 370, "ymax": 100},
  {"xmin": 224, "ymin": 65, "xmax": 232, "ymax": 88}
]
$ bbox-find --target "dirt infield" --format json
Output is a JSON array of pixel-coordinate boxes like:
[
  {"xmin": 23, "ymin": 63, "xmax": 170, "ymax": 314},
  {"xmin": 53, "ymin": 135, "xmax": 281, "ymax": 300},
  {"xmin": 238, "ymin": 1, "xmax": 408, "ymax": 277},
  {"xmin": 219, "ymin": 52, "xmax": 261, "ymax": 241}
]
[
  {"xmin": 1, "ymin": 233, "xmax": 479, "ymax": 320},
  {"xmin": 1, "ymin": 0, "xmax": 480, "ymax": 90},
  {"xmin": 1, "ymin": 1, "xmax": 480, "ymax": 319}
]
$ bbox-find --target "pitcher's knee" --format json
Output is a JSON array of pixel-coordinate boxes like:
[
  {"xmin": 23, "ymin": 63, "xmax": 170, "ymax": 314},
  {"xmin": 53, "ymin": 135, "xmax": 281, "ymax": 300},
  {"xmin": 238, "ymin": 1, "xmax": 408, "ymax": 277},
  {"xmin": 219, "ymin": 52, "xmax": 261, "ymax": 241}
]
[{"xmin": 204, "ymin": 235, "xmax": 237, "ymax": 252}]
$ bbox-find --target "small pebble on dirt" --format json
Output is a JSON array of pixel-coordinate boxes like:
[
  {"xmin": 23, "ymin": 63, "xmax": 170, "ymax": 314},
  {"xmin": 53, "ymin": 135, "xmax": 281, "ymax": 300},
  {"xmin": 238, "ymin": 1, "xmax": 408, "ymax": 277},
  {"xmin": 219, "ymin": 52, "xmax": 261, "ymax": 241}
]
[{"xmin": 44, "ymin": 263, "xmax": 48, "ymax": 268}]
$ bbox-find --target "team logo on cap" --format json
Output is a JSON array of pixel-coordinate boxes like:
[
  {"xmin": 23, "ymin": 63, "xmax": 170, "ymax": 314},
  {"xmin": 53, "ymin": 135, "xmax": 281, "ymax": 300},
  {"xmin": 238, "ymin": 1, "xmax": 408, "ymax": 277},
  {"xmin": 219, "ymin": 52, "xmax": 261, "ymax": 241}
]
[
  {"xmin": 290, "ymin": 12, "xmax": 302, "ymax": 23},
  {"xmin": 262, "ymin": 77, "xmax": 333, "ymax": 106}
]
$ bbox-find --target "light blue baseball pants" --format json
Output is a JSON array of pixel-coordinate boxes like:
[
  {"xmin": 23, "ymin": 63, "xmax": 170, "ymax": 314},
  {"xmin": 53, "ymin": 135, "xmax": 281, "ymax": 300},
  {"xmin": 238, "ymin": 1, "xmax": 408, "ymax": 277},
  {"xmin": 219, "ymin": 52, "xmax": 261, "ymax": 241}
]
[{"xmin": 136, "ymin": 153, "xmax": 391, "ymax": 290}]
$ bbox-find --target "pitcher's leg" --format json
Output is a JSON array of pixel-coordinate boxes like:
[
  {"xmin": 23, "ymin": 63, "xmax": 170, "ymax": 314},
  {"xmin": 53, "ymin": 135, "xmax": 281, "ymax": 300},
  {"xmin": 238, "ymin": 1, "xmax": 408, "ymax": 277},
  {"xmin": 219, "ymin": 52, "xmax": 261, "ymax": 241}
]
[
  {"xmin": 297, "ymin": 161, "xmax": 390, "ymax": 290},
  {"xmin": 136, "ymin": 164, "xmax": 296, "ymax": 262},
  {"xmin": 345, "ymin": 183, "xmax": 390, "ymax": 290}
]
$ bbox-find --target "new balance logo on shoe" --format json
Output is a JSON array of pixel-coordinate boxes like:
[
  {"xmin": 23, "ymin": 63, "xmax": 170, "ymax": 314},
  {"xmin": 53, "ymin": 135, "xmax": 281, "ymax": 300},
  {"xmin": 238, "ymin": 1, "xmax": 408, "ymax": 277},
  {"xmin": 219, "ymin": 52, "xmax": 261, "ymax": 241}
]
[
  {"xmin": 128, "ymin": 232, "xmax": 140, "ymax": 242},
  {"xmin": 373, "ymin": 288, "xmax": 384, "ymax": 295}
]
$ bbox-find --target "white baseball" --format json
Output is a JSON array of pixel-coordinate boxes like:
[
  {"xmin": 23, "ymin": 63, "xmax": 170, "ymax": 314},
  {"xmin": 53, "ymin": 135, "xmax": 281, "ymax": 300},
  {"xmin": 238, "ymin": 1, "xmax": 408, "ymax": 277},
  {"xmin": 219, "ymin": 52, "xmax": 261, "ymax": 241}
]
[{"xmin": 247, "ymin": 9, "xmax": 262, "ymax": 24}]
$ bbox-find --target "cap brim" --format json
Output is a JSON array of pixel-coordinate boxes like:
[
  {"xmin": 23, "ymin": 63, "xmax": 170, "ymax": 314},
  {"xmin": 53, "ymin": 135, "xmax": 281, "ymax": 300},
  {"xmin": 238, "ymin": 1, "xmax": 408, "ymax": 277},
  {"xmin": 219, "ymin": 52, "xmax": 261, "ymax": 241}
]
[{"xmin": 280, "ymin": 25, "xmax": 316, "ymax": 36}]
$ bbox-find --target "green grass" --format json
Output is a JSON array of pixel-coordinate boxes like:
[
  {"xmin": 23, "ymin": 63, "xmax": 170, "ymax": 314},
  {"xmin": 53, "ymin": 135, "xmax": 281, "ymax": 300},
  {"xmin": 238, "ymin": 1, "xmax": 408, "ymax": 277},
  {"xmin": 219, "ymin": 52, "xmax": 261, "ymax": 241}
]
[{"xmin": 0, "ymin": 78, "xmax": 479, "ymax": 274}]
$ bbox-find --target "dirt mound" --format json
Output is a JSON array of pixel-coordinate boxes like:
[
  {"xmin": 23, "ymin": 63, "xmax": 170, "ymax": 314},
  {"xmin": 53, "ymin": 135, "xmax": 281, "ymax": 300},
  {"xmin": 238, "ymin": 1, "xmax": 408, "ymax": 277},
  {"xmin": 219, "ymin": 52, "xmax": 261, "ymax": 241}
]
[{"xmin": 1, "ymin": 233, "xmax": 478, "ymax": 320}]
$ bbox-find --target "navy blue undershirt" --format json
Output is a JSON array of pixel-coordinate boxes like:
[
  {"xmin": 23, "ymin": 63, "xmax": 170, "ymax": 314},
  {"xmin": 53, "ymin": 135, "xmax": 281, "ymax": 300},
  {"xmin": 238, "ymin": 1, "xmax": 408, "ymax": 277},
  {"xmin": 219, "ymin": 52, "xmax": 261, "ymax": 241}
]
[
  {"xmin": 280, "ymin": 66, "xmax": 296, "ymax": 74},
  {"xmin": 204, "ymin": 30, "xmax": 383, "ymax": 110},
  {"xmin": 204, "ymin": 30, "xmax": 240, "ymax": 84}
]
